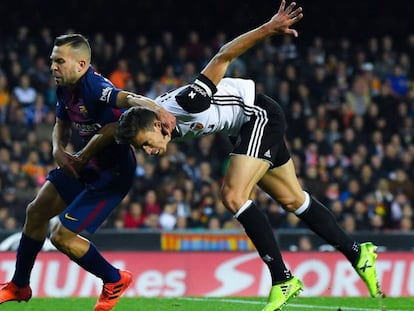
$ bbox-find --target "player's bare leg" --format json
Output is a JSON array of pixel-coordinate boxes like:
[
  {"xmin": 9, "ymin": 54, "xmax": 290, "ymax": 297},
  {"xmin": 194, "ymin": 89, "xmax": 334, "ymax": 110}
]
[
  {"xmin": 259, "ymin": 159, "xmax": 383, "ymax": 298},
  {"xmin": 0, "ymin": 182, "xmax": 66, "ymax": 304},
  {"xmin": 50, "ymin": 223, "xmax": 132, "ymax": 311},
  {"xmin": 223, "ymin": 155, "xmax": 302, "ymax": 310}
]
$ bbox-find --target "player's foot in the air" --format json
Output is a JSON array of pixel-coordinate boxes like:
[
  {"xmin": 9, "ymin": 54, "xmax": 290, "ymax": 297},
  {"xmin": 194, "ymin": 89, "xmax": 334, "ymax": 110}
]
[
  {"xmin": 94, "ymin": 270, "xmax": 133, "ymax": 311},
  {"xmin": 354, "ymin": 242, "xmax": 384, "ymax": 298},
  {"xmin": 0, "ymin": 281, "xmax": 32, "ymax": 304},
  {"xmin": 262, "ymin": 276, "xmax": 303, "ymax": 311}
]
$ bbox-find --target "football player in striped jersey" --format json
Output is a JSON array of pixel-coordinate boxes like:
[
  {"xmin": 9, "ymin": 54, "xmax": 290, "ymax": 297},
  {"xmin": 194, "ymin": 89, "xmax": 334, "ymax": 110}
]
[{"xmin": 117, "ymin": 1, "xmax": 382, "ymax": 309}]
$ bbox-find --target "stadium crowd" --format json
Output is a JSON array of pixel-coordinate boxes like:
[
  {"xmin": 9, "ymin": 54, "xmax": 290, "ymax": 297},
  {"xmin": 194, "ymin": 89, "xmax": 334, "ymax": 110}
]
[{"xmin": 0, "ymin": 26, "xmax": 414, "ymax": 233}]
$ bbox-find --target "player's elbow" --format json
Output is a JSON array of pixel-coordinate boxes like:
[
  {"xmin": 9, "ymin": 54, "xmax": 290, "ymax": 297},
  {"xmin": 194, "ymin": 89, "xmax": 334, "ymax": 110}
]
[{"xmin": 213, "ymin": 49, "xmax": 232, "ymax": 64}]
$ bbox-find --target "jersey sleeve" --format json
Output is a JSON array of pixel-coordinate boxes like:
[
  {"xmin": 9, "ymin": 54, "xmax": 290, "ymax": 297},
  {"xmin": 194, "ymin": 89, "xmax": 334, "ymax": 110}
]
[
  {"xmin": 175, "ymin": 74, "xmax": 217, "ymax": 113},
  {"xmin": 86, "ymin": 71, "xmax": 121, "ymax": 108}
]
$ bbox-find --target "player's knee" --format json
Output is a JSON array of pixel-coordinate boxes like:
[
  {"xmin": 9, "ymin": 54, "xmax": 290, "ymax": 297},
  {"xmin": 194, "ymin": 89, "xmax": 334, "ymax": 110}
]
[
  {"xmin": 221, "ymin": 185, "xmax": 248, "ymax": 214},
  {"xmin": 26, "ymin": 201, "xmax": 46, "ymax": 223},
  {"xmin": 279, "ymin": 197, "xmax": 302, "ymax": 212}
]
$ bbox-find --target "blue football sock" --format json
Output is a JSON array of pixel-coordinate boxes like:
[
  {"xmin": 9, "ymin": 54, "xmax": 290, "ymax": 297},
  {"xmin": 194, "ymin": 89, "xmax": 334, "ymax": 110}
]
[
  {"xmin": 12, "ymin": 233, "xmax": 44, "ymax": 287},
  {"xmin": 74, "ymin": 243, "xmax": 120, "ymax": 283}
]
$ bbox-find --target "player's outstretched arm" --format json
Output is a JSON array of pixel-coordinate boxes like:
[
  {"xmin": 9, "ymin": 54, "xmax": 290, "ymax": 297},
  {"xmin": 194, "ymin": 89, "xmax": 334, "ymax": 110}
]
[{"xmin": 202, "ymin": 0, "xmax": 303, "ymax": 85}]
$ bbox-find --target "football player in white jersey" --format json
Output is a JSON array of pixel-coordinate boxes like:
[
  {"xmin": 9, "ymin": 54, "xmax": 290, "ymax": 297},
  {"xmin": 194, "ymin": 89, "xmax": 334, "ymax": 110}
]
[{"xmin": 117, "ymin": 1, "xmax": 383, "ymax": 309}]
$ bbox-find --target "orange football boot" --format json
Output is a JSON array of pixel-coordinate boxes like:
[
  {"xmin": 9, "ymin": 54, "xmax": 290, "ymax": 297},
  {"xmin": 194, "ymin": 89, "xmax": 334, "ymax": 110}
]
[
  {"xmin": 94, "ymin": 270, "xmax": 133, "ymax": 311},
  {"xmin": 0, "ymin": 281, "xmax": 32, "ymax": 304}
]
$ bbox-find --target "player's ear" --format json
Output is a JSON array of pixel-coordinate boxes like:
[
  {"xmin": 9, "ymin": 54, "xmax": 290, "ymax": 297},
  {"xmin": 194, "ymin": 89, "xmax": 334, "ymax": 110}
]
[
  {"xmin": 154, "ymin": 119, "xmax": 162, "ymax": 130},
  {"xmin": 78, "ymin": 60, "xmax": 87, "ymax": 72}
]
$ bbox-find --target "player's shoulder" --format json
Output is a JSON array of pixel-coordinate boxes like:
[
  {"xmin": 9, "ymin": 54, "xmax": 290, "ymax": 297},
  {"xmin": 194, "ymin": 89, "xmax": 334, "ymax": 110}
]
[
  {"xmin": 81, "ymin": 66, "xmax": 117, "ymax": 102},
  {"xmin": 82, "ymin": 66, "xmax": 113, "ymax": 86},
  {"xmin": 217, "ymin": 77, "xmax": 255, "ymax": 93}
]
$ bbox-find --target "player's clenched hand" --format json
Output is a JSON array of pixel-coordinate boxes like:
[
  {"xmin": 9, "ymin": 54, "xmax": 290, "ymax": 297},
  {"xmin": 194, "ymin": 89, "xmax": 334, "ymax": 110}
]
[
  {"xmin": 265, "ymin": 0, "xmax": 303, "ymax": 37},
  {"xmin": 53, "ymin": 148, "xmax": 81, "ymax": 179}
]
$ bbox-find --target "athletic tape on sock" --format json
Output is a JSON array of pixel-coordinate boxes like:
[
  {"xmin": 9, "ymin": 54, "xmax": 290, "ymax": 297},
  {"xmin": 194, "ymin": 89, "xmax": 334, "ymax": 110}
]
[
  {"xmin": 234, "ymin": 199, "xmax": 253, "ymax": 218},
  {"xmin": 294, "ymin": 191, "xmax": 310, "ymax": 215}
]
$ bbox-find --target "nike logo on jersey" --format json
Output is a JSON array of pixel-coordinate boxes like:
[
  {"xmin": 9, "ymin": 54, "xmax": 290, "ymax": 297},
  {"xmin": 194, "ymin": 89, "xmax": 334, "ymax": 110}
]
[{"xmin": 64, "ymin": 213, "xmax": 79, "ymax": 221}]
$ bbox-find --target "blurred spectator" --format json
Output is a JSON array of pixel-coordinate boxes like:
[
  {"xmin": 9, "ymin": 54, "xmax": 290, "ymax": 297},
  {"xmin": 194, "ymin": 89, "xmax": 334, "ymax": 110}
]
[
  {"xmin": 151, "ymin": 44, "xmax": 168, "ymax": 79},
  {"xmin": 134, "ymin": 71, "xmax": 152, "ymax": 95},
  {"xmin": 187, "ymin": 207, "xmax": 206, "ymax": 230},
  {"xmin": 175, "ymin": 216, "xmax": 188, "ymax": 230},
  {"xmin": 25, "ymin": 93, "xmax": 49, "ymax": 127},
  {"xmin": 400, "ymin": 216, "xmax": 413, "ymax": 232},
  {"xmin": 389, "ymin": 169, "xmax": 414, "ymax": 201},
  {"xmin": 302, "ymin": 165, "xmax": 326, "ymax": 199},
  {"xmin": 207, "ymin": 217, "xmax": 221, "ymax": 230},
  {"xmin": 142, "ymin": 213, "xmax": 161, "ymax": 230},
  {"xmin": 143, "ymin": 189, "xmax": 162, "ymax": 215},
  {"xmin": 184, "ymin": 31, "xmax": 204, "ymax": 63},
  {"xmin": 278, "ymin": 35, "xmax": 299, "ymax": 61},
  {"xmin": 308, "ymin": 65, "xmax": 329, "ymax": 103},
  {"xmin": 385, "ymin": 64, "xmax": 410, "ymax": 98},
  {"xmin": 43, "ymin": 77, "xmax": 58, "ymax": 108},
  {"xmin": 109, "ymin": 59, "xmax": 131, "ymax": 89},
  {"xmin": 353, "ymin": 200, "xmax": 370, "ymax": 230},
  {"xmin": 276, "ymin": 80, "xmax": 290, "ymax": 111},
  {"xmin": 285, "ymin": 100, "xmax": 307, "ymax": 140},
  {"xmin": 0, "ymin": 73, "xmax": 10, "ymax": 123},
  {"xmin": 28, "ymin": 56, "xmax": 50, "ymax": 92},
  {"xmin": 179, "ymin": 61, "xmax": 197, "ymax": 85},
  {"xmin": 373, "ymin": 178, "xmax": 394, "ymax": 229},
  {"xmin": 8, "ymin": 107, "xmax": 30, "ymax": 142},
  {"xmin": 212, "ymin": 200, "xmax": 232, "ymax": 227},
  {"xmin": 325, "ymin": 119, "xmax": 342, "ymax": 145},
  {"xmin": 226, "ymin": 57, "xmax": 247, "ymax": 78},
  {"xmin": 21, "ymin": 150, "xmax": 45, "ymax": 180},
  {"xmin": 266, "ymin": 201, "xmax": 287, "ymax": 230},
  {"xmin": 342, "ymin": 214, "xmax": 357, "ymax": 233},
  {"xmin": 297, "ymin": 235, "xmax": 314, "ymax": 251},
  {"xmin": 37, "ymin": 139, "xmax": 53, "ymax": 166},
  {"xmin": 257, "ymin": 62, "xmax": 280, "ymax": 100},
  {"xmin": 158, "ymin": 65, "xmax": 180, "ymax": 93},
  {"xmin": 159, "ymin": 201, "xmax": 178, "ymax": 230},
  {"xmin": 281, "ymin": 213, "xmax": 305, "ymax": 230},
  {"xmin": 123, "ymin": 202, "xmax": 146, "ymax": 229},
  {"xmin": 171, "ymin": 187, "xmax": 191, "ymax": 218},
  {"xmin": 133, "ymin": 160, "xmax": 157, "ymax": 195},
  {"xmin": 370, "ymin": 213, "xmax": 385, "ymax": 232},
  {"xmin": 155, "ymin": 156, "xmax": 177, "ymax": 182},
  {"xmin": 13, "ymin": 74, "xmax": 36, "ymax": 109}
]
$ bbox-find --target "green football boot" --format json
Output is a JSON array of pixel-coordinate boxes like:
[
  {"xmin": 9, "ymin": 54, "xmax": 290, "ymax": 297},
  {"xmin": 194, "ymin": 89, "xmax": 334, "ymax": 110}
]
[
  {"xmin": 262, "ymin": 276, "xmax": 303, "ymax": 311},
  {"xmin": 354, "ymin": 242, "xmax": 384, "ymax": 297}
]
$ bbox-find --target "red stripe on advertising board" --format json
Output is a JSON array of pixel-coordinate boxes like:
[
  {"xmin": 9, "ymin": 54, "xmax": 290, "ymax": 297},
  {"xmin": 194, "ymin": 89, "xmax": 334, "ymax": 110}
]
[{"xmin": 0, "ymin": 251, "xmax": 412, "ymax": 297}]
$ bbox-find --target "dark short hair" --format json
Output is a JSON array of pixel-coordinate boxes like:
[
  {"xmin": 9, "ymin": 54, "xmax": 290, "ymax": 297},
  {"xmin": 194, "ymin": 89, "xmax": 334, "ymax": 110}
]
[
  {"xmin": 116, "ymin": 107, "xmax": 157, "ymax": 144},
  {"xmin": 54, "ymin": 34, "xmax": 91, "ymax": 56}
]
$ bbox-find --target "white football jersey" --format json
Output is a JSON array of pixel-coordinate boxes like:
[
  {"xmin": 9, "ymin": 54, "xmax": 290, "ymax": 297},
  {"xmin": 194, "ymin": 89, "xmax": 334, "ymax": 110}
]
[{"xmin": 154, "ymin": 77, "xmax": 256, "ymax": 140}]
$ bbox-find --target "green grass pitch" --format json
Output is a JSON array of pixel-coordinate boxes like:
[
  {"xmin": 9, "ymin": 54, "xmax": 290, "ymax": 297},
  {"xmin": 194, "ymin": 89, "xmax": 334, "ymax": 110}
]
[{"xmin": 0, "ymin": 296, "xmax": 413, "ymax": 310}]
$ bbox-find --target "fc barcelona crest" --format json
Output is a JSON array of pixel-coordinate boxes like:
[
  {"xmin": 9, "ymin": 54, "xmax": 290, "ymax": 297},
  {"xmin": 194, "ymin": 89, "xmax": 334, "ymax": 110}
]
[{"xmin": 79, "ymin": 105, "xmax": 88, "ymax": 118}]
